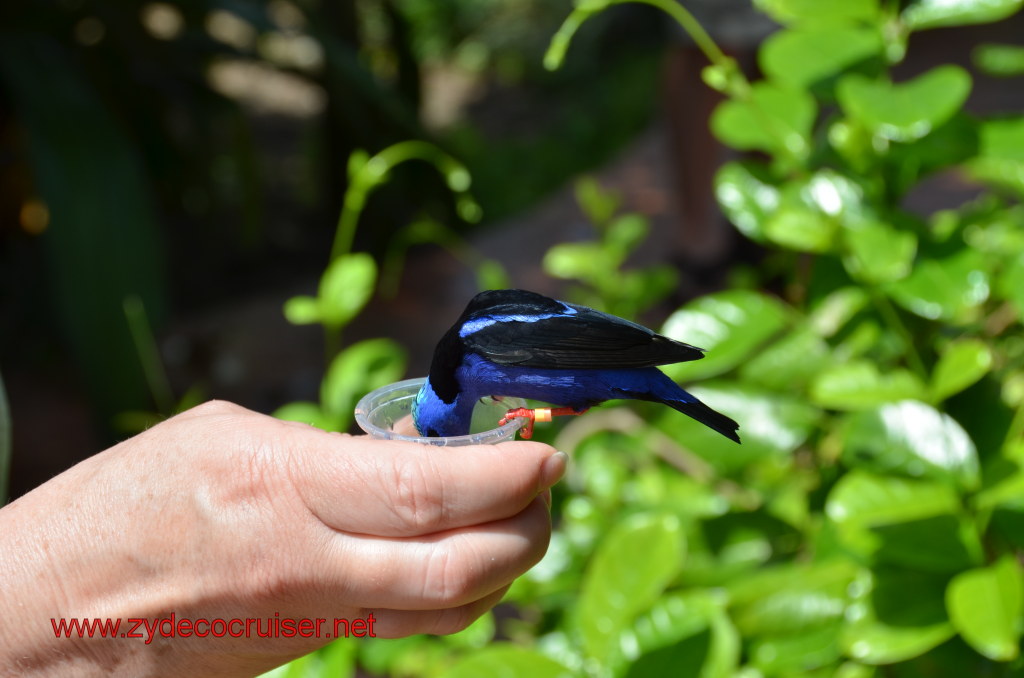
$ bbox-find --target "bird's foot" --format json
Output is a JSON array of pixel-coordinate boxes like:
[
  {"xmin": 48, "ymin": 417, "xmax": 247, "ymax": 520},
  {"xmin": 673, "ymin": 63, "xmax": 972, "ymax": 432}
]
[{"xmin": 498, "ymin": 407, "xmax": 589, "ymax": 439}]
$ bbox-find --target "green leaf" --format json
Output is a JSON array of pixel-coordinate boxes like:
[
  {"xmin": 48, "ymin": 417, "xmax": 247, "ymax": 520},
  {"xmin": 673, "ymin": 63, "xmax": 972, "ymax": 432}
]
[
  {"xmin": 1000, "ymin": 253, "xmax": 1024, "ymax": 317},
  {"xmin": 661, "ymin": 290, "xmax": 790, "ymax": 381},
  {"xmin": 739, "ymin": 325, "xmax": 833, "ymax": 389},
  {"xmin": 931, "ymin": 339, "xmax": 993, "ymax": 402},
  {"xmin": 574, "ymin": 175, "xmax": 620, "ymax": 226},
  {"xmin": 441, "ymin": 644, "xmax": 573, "ymax": 678},
  {"xmin": 750, "ymin": 622, "xmax": 844, "ymax": 674},
  {"xmin": 810, "ymin": 361, "xmax": 927, "ymax": 410},
  {"xmin": 974, "ymin": 42, "xmax": 1024, "ymax": 77},
  {"xmin": 842, "ymin": 221, "xmax": 917, "ymax": 284},
  {"xmin": 611, "ymin": 590, "xmax": 723, "ymax": 677},
  {"xmin": 808, "ymin": 287, "xmax": 871, "ymax": 338},
  {"xmin": 761, "ymin": 26, "xmax": 883, "ymax": 89},
  {"xmin": 837, "ymin": 66, "xmax": 972, "ymax": 141},
  {"xmin": 826, "ymin": 472, "xmax": 979, "ymax": 570},
  {"xmin": 321, "ymin": 339, "xmax": 406, "ymax": 424},
  {"xmin": 576, "ymin": 513, "xmax": 685, "ymax": 664},
  {"xmin": 947, "ymin": 556, "xmax": 1024, "ymax": 661},
  {"xmin": 903, "ymin": 0, "xmax": 1024, "ymax": 31},
  {"xmin": 841, "ymin": 569, "xmax": 956, "ymax": 664},
  {"xmin": 711, "ymin": 81, "xmax": 817, "ymax": 159},
  {"xmin": 841, "ymin": 401, "xmax": 980, "ymax": 490},
  {"xmin": 318, "ymin": 253, "xmax": 377, "ymax": 327},
  {"xmin": 826, "ymin": 471, "xmax": 961, "ymax": 529},
  {"xmin": 729, "ymin": 560, "xmax": 856, "ymax": 636},
  {"xmin": 764, "ymin": 206, "xmax": 839, "ymax": 253},
  {"xmin": 753, "ymin": 0, "xmax": 879, "ymax": 24},
  {"xmin": 885, "ymin": 249, "xmax": 990, "ymax": 323},
  {"xmin": 967, "ymin": 117, "xmax": 1024, "ymax": 197},
  {"xmin": 272, "ymin": 402, "xmax": 332, "ymax": 430},
  {"xmin": 714, "ymin": 161, "xmax": 779, "ymax": 242},
  {"xmin": 283, "ymin": 295, "xmax": 321, "ymax": 325},
  {"xmin": 668, "ymin": 383, "xmax": 821, "ymax": 472}
]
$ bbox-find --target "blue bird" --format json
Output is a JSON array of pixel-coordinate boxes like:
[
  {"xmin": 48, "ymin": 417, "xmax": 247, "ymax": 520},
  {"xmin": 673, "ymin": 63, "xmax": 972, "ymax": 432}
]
[{"xmin": 412, "ymin": 289, "xmax": 740, "ymax": 442}]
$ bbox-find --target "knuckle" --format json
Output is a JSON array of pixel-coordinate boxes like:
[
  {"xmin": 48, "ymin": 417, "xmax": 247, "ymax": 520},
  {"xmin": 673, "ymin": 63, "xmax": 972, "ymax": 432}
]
[
  {"xmin": 419, "ymin": 544, "xmax": 479, "ymax": 606},
  {"xmin": 428, "ymin": 603, "xmax": 479, "ymax": 636},
  {"xmin": 387, "ymin": 456, "xmax": 446, "ymax": 532}
]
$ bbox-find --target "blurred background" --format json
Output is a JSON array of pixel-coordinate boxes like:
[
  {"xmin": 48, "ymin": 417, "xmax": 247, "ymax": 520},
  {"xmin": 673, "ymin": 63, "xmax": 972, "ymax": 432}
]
[
  {"xmin": 5, "ymin": 1, "xmax": 1024, "ymax": 676},
  {"xmin": 2, "ymin": 0, "xmax": 1023, "ymax": 497}
]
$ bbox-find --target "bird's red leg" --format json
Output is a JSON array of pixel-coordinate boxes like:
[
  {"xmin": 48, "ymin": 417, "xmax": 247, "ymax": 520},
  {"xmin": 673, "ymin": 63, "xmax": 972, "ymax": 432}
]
[{"xmin": 499, "ymin": 407, "xmax": 590, "ymax": 439}]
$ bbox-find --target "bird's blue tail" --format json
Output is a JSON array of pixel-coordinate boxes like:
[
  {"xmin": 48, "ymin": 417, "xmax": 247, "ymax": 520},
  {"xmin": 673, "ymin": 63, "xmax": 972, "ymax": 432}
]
[{"xmin": 633, "ymin": 369, "xmax": 740, "ymax": 443}]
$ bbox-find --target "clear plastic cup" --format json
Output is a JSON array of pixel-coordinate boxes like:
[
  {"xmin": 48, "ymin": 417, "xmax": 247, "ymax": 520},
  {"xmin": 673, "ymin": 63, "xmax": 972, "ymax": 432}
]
[{"xmin": 354, "ymin": 377, "xmax": 526, "ymax": 446}]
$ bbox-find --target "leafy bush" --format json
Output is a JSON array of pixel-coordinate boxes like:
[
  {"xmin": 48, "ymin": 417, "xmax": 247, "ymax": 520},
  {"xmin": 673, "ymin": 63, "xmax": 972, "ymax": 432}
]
[{"xmin": 266, "ymin": 0, "xmax": 1024, "ymax": 676}]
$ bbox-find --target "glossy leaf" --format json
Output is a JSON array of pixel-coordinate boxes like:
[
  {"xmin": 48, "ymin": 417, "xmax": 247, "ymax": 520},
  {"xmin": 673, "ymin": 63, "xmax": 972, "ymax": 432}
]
[
  {"xmin": 761, "ymin": 26, "xmax": 882, "ymax": 88},
  {"xmin": 826, "ymin": 471, "xmax": 961, "ymax": 528},
  {"xmin": 753, "ymin": 0, "xmax": 879, "ymax": 23},
  {"xmin": 441, "ymin": 645, "xmax": 573, "ymax": 678},
  {"xmin": 662, "ymin": 290, "xmax": 789, "ymax": 381},
  {"xmin": 729, "ymin": 560, "xmax": 856, "ymax": 636},
  {"xmin": 968, "ymin": 117, "xmax": 1024, "ymax": 196},
  {"xmin": 842, "ymin": 221, "xmax": 917, "ymax": 284},
  {"xmin": 841, "ymin": 569, "xmax": 955, "ymax": 664},
  {"xmin": 885, "ymin": 249, "xmax": 990, "ymax": 323},
  {"xmin": 810, "ymin": 361, "xmax": 927, "ymax": 410},
  {"xmin": 902, "ymin": 0, "xmax": 1024, "ymax": 30},
  {"xmin": 946, "ymin": 556, "xmax": 1024, "ymax": 661},
  {"xmin": 576, "ymin": 512, "xmax": 684, "ymax": 664},
  {"xmin": 739, "ymin": 325, "xmax": 832, "ymax": 389},
  {"xmin": 667, "ymin": 382, "xmax": 821, "ymax": 472},
  {"xmin": 714, "ymin": 161, "xmax": 779, "ymax": 242},
  {"xmin": 837, "ymin": 66, "xmax": 972, "ymax": 141},
  {"xmin": 841, "ymin": 401, "xmax": 980, "ymax": 490},
  {"xmin": 751, "ymin": 623, "xmax": 844, "ymax": 674},
  {"xmin": 764, "ymin": 206, "xmax": 838, "ymax": 252},
  {"xmin": 612, "ymin": 590, "xmax": 722, "ymax": 677},
  {"xmin": 711, "ymin": 81, "xmax": 816, "ymax": 160},
  {"xmin": 931, "ymin": 339, "xmax": 993, "ymax": 402},
  {"xmin": 318, "ymin": 253, "xmax": 378, "ymax": 327}
]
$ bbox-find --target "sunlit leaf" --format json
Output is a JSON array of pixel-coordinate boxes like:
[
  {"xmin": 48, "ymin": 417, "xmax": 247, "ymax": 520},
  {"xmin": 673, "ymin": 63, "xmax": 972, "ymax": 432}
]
[
  {"xmin": 946, "ymin": 556, "xmax": 1024, "ymax": 661},
  {"xmin": 931, "ymin": 339, "xmax": 993, "ymax": 402},
  {"xmin": 810, "ymin": 361, "xmax": 927, "ymax": 410},
  {"xmin": 739, "ymin": 325, "xmax": 833, "ymax": 389},
  {"xmin": 761, "ymin": 26, "xmax": 883, "ymax": 88},
  {"xmin": 318, "ymin": 253, "xmax": 377, "ymax": 327},
  {"xmin": 714, "ymin": 161, "xmax": 779, "ymax": 242},
  {"xmin": 750, "ymin": 623, "xmax": 844, "ymax": 674},
  {"xmin": 842, "ymin": 221, "xmax": 917, "ymax": 284},
  {"xmin": 885, "ymin": 249, "xmax": 990, "ymax": 322},
  {"xmin": 809, "ymin": 287, "xmax": 871, "ymax": 338},
  {"xmin": 711, "ymin": 81, "xmax": 817, "ymax": 160},
  {"xmin": 283, "ymin": 295, "xmax": 321, "ymax": 325},
  {"xmin": 666, "ymin": 382, "xmax": 821, "ymax": 473},
  {"xmin": 764, "ymin": 206, "xmax": 838, "ymax": 252},
  {"xmin": 837, "ymin": 66, "xmax": 972, "ymax": 141},
  {"xmin": 753, "ymin": 0, "xmax": 879, "ymax": 24},
  {"xmin": 441, "ymin": 644, "xmax": 573, "ymax": 678},
  {"xmin": 968, "ymin": 117, "xmax": 1024, "ymax": 197},
  {"xmin": 729, "ymin": 560, "xmax": 856, "ymax": 636},
  {"xmin": 841, "ymin": 569, "xmax": 955, "ymax": 664},
  {"xmin": 321, "ymin": 339, "xmax": 406, "ymax": 423},
  {"xmin": 662, "ymin": 290, "xmax": 790, "ymax": 381},
  {"xmin": 903, "ymin": 0, "xmax": 1024, "ymax": 30},
  {"xmin": 576, "ymin": 513, "xmax": 685, "ymax": 664},
  {"xmin": 826, "ymin": 471, "xmax": 961, "ymax": 528},
  {"xmin": 841, "ymin": 401, "xmax": 980, "ymax": 489}
]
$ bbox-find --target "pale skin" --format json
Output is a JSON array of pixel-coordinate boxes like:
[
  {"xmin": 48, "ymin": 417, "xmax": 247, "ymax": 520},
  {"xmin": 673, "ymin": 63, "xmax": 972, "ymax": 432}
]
[{"xmin": 0, "ymin": 401, "xmax": 566, "ymax": 678}]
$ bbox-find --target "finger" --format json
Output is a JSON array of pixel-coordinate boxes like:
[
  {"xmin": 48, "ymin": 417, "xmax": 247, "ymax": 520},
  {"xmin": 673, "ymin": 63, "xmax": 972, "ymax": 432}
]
[
  {"xmin": 325, "ymin": 493, "xmax": 551, "ymax": 610},
  {"xmin": 297, "ymin": 435, "xmax": 566, "ymax": 537},
  {"xmin": 367, "ymin": 584, "xmax": 511, "ymax": 638}
]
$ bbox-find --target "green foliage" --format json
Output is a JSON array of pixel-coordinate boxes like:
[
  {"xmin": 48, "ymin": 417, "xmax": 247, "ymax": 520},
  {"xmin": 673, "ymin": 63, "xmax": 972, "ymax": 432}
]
[{"xmin": 270, "ymin": 1, "xmax": 1024, "ymax": 676}]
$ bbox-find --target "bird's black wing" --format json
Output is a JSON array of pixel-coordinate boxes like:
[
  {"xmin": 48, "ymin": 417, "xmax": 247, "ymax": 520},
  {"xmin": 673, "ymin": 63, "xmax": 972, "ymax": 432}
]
[{"xmin": 460, "ymin": 293, "xmax": 705, "ymax": 370}]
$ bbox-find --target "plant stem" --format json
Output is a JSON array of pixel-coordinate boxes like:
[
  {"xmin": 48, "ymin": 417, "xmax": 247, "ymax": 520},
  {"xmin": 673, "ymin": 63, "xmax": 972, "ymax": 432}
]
[{"xmin": 123, "ymin": 295, "xmax": 176, "ymax": 415}]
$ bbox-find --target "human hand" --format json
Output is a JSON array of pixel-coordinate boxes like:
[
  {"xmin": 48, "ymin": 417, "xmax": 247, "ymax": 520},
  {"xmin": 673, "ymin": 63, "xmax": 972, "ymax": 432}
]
[{"xmin": 0, "ymin": 400, "xmax": 565, "ymax": 677}]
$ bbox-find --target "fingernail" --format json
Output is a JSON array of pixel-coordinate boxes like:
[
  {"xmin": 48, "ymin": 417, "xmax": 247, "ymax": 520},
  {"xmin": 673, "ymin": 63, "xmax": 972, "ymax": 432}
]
[{"xmin": 540, "ymin": 450, "xmax": 568, "ymax": 489}]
